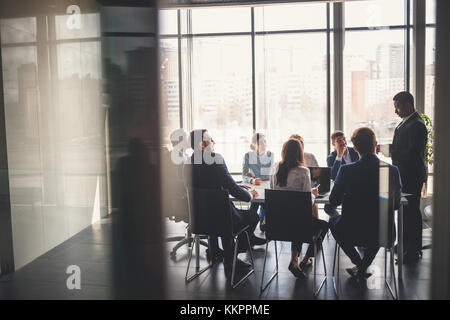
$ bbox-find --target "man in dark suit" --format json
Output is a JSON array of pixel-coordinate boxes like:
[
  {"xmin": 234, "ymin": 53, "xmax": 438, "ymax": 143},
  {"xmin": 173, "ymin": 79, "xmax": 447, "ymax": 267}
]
[
  {"xmin": 187, "ymin": 129, "xmax": 266, "ymax": 275},
  {"xmin": 329, "ymin": 127, "xmax": 402, "ymax": 279},
  {"xmin": 389, "ymin": 91, "xmax": 427, "ymax": 263},
  {"xmin": 325, "ymin": 131, "xmax": 360, "ymax": 217}
]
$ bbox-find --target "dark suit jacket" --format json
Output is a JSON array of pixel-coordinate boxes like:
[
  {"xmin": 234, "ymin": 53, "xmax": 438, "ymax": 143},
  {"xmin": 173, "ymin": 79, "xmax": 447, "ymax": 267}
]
[
  {"xmin": 329, "ymin": 154, "xmax": 402, "ymax": 245},
  {"xmin": 391, "ymin": 112, "xmax": 428, "ymax": 185},
  {"xmin": 327, "ymin": 147, "xmax": 360, "ymax": 180},
  {"xmin": 185, "ymin": 151, "xmax": 251, "ymax": 223}
]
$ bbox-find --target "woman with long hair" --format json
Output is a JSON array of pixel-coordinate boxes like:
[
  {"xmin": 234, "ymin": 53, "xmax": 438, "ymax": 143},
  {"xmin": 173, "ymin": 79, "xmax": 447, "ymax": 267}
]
[{"xmin": 270, "ymin": 139, "xmax": 329, "ymax": 278}]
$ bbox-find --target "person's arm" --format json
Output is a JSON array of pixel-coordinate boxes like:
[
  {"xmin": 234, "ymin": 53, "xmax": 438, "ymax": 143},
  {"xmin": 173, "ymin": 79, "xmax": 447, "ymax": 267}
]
[
  {"xmin": 390, "ymin": 165, "xmax": 403, "ymax": 211},
  {"xmin": 390, "ymin": 122, "xmax": 427, "ymax": 164},
  {"xmin": 242, "ymin": 153, "xmax": 253, "ymax": 184},
  {"xmin": 269, "ymin": 163, "xmax": 277, "ymax": 189},
  {"xmin": 302, "ymin": 168, "xmax": 317, "ymax": 204},
  {"xmin": 311, "ymin": 154, "xmax": 319, "ymax": 167},
  {"xmin": 220, "ymin": 156, "xmax": 252, "ymax": 202},
  {"xmin": 260, "ymin": 151, "xmax": 274, "ymax": 181},
  {"xmin": 329, "ymin": 166, "xmax": 345, "ymax": 207},
  {"xmin": 328, "ymin": 153, "xmax": 342, "ymax": 181}
]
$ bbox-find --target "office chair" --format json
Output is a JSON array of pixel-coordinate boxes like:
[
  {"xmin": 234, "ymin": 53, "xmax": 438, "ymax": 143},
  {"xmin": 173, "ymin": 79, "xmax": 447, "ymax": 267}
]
[
  {"xmin": 332, "ymin": 193, "xmax": 398, "ymax": 300},
  {"xmin": 185, "ymin": 187, "xmax": 255, "ymax": 288},
  {"xmin": 165, "ymin": 193, "xmax": 208, "ymax": 259},
  {"xmin": 164, "ymin": 159, "xmax": 208, "ymax": 258},
  {"xmin": 261, "ymin": 189, "xmax": 327, "ymax": 297}
]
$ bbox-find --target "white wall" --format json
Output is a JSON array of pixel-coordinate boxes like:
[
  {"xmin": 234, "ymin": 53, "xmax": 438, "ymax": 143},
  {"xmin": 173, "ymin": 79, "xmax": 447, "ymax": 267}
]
[{"xmin": 0, "ymin": 3, "xmax": 107, "ymax": 270}]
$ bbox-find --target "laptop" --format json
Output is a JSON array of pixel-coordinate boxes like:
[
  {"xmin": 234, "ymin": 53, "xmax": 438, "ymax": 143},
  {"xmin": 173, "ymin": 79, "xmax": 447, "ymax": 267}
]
[{"xmin": 308, "ymin": 167, "xmax": 331, "ymax": 198}]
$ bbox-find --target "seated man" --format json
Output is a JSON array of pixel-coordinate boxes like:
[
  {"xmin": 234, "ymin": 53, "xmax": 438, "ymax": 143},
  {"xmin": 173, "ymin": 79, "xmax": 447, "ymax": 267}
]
[
  {"xmin": 325, "ymin": 130, "xmax": 360, "ymax": 217},
  {"xmin": 329, "ymin": 127, "xmax": 401, "ymax": 279},
  {"xmin": 186, "ymin": 129, "xmax": 266, "ymax": 275}
]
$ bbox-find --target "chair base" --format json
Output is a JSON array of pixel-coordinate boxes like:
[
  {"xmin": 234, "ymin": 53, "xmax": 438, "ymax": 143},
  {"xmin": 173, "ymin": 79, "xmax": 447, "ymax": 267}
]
[
  {"xmin": 260, "ymin": 240, "xmax": 327, "ymax": 298},
  {"xmin": 231, "ymin": 229, "xmax": 255, "ymax": 289},
  {"xmin": 185, "ymin": 236, "xmax": 213, "ymax": 283},
  {"xmin": 168, "ymin": 235, "xmax": 208, "ymax": 258},
  {"xmin": 260, "ymin": 241, "xmax": 279, "ymax": 293},
  {"xmin": 332, "ymin": 243, "xmax": 398, "ymax": 300}
]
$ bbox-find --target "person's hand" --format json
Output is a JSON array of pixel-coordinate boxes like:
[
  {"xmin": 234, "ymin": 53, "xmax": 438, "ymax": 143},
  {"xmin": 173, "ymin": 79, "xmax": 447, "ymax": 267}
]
[
  {"xmin": 312, "ymin": 187, "xmax": 319, "ymax": 198},
  {"xmin": 250, "ymin": 189, "xmax": 259, "ymax": 199},
  {"xmin": 337, "ymin": 143, "xmax": 347, "ymax": 158},
  {"xmin": 240, "ymin": 184, "xmax": 251, "ymax": 190},
  {"xmin": 245, "ymin": 172, "xmax": 254, "ymax": 178},
  {"xmin": 253, "ymin": 178, "xmax": 263, "ymax": 186}
]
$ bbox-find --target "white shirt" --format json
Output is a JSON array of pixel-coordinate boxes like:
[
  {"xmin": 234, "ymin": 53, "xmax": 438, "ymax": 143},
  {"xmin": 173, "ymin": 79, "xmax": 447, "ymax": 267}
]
[
  {"xmin": 270, "ymin": 163, "xmax": 315, "ymax": 203},
  {"xmin": 336, "ymin": 149, "xmax": 352, "ymax": 163}
]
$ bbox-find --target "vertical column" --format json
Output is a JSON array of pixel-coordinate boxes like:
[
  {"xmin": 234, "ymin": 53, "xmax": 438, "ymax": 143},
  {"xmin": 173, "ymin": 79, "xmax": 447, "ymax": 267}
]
[
  {"xmin": 0, "ymin": 34, "xmax": 15, "ymax": 275},
  {"xmin": 333, "ymin": 2, "xmax": 344, "ymax": 132},
  {"xmin": 412, "ymin": 0, "xmax": 426, "ymax": 113},
  {"xmin": 431, "ymin": 0, "xmax": 450, "ymax": 300}
]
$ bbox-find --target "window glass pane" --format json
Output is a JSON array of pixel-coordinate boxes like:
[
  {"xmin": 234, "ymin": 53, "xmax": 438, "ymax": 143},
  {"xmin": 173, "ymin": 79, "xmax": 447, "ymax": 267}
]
[
  {"xmin": 345, "ymin": 0, "xmax": 404, "ymax": 28},
  {"xmin": 101, "ymin": 7, "xmax": 156, "ymax": 33},
  {"xmin": 0, "ymin": 17, "xmax": 36, "ymax": 44},
  {"xmin": 191, "ymin": 36, "xmax": 252, "ymax": 172},
  {"xmin": 159, "ymin": 9, "xmax": 178, "ymax": 35},
  {"xmin": 255, "ymin": 33, "xmax": 328, "ymax": 166},
  {"xmin": 191, "ymin": 7, "xmax": 250, "ymax": 34},
  {"xmin": 160, "ymin": 39, "xmax": 180, "ymax": 145},
  {"xmin": 344, "ymin": 30, "xmax": 405, "ymax": 147},
  {"xmin": 426, "ymin": 0, "xmax": 436, "ymax": 24},
  {"xmin": 425, "ymin": 27, "xmax": 435, "ymax": 120},
  {"xmin": 254, "ymin": 3, "xmax": 326, "ymax": 32},
  {"xmin": 55, "ymin": 13, "xmax": 100, "ymax": 40}
]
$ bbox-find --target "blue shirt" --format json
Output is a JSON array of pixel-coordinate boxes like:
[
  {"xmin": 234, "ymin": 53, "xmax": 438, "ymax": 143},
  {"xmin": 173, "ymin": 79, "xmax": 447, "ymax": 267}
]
[{"xmin": 242, "ymin": 150, "xmax": 274, "ymax": 183}]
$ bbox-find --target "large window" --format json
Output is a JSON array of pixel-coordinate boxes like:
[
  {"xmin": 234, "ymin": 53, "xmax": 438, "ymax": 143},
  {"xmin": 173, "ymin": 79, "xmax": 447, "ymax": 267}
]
[
  {"xmin": 158, "ymin": 0, "xmax": 435, "ymax": 174},
  {"xmin": 344, "ymin": 0, "xmax": 406, "ymax": 145},
  {"xmin": 425, "ymin": 0, "xmax": 436, "ymax": 120}
]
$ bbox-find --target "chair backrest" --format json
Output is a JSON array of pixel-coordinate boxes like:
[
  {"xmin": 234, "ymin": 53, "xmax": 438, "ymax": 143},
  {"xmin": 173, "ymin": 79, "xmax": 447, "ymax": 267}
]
[
  {"xmin": 341, "ymin": 192, "xmax": 395, "ymax": 248},
  {"xmin": 187, "ymin": 187, "xmax": 234, "ymax": 238},
  {"xmin": 264, "ymin": 189, "xmax": 313, "ymax": 243}
]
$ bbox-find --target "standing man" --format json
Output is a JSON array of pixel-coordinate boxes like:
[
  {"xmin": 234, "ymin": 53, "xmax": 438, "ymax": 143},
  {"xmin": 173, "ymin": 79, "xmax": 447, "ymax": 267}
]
[
  {"xmin": 324, "ymin": 131, "xmax": 360, "ymax": 217},
  {"xmin": 388, "ymin": 91, "xmax": 427, "ymax": 263}
]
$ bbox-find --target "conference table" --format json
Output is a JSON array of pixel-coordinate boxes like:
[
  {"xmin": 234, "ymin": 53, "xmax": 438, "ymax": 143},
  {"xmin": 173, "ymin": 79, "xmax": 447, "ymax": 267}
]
[{"xmin": 231, "ymin": 181, "xmax": 409, "ymax": 281}]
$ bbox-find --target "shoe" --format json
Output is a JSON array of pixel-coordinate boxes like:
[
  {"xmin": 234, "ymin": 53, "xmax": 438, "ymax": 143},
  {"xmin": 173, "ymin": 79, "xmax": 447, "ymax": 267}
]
[
  {"xmin": 346, "ymin": 266, "xmax": 359, "ymax": 278},
  {"xmin": 299, "ymin": 258, "xmax": 312, "ymax": 270},
  {"xmin": 224, "ymin": 258, "xmax": 252, "ymax": 275},
  {"xmin": 206, "ymin": 248, "xmax": 224, "ymax": 263},
  {"xmin": 346, "ymin": 266, "xmax": 372, "ymax": 279},
  {"xmin": 288, "ymin": 262, "xmax": 306, "ymax": 279},
  {"xmin": 404, "ymin": 252, "xmax": 420, "ymax": 264},
  {"xmin": 250, "ymin": 236, "xmax": 267, "ymax": 246},
  {"xmin": 235, "ymin": 258, "xmax": 252, "ymax": 269},
  {"xmin": 259, "ymin": 221, "xmax": 266, "ymax": 233}
]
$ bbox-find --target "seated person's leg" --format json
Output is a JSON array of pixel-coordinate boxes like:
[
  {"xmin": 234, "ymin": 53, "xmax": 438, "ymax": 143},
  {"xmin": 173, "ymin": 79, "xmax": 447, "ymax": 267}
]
[
  {"xmin": 324, "ymin": 204, "xmax": 339, "ymax": 217},
  {"xmin": 235, "ymin": 209, "xmax": 266, "ymax": 248},
  {"xmin": 329, "ymin": 217, "xmax": 362, "ymax": 268},
  {"xmin": 301, "ymin": 218, "xmax": 329, "ymax": 266},
  {"xmin": 207, "ymin": 236, "xmax": 224, "ymax": 261},
  {"xmin": 359, "ymin": 245, "xmax": 380, "ymax": 275},
  {"xmin": 220, "ymin": 236, "xmax": 234, "ymax": 263},
  {"xmin": 289, "ymin": 242, "xmax": 306, "ymax": 278},
  {"xmin": 259, "ymin": 204, "xmax": 266, "ymax": 231}
]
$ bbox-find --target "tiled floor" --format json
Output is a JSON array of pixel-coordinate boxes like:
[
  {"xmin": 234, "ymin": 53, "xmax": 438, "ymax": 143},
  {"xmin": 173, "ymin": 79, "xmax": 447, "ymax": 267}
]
[{"xmin": 0, "ymin": 217, "xmax": 432, "ymax": 300}]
